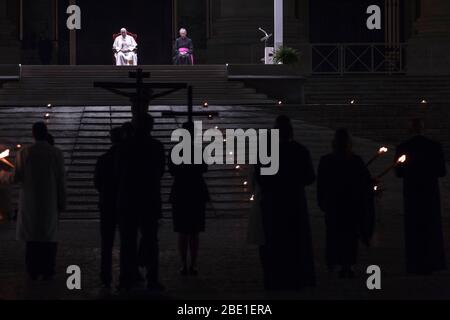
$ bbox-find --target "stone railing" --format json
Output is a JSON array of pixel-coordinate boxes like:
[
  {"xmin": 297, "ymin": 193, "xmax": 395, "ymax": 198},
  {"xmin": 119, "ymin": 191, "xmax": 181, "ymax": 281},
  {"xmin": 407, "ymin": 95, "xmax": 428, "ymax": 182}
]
[{"xmin": 311, "ymin": 43, "xmax": 407, "ymax": 75}]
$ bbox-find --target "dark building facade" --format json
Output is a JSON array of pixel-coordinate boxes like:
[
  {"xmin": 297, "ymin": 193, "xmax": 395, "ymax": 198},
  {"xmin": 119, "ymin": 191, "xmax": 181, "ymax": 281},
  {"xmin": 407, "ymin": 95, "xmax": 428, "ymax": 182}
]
[{"xmin": 0, "ymin": 0, "xmax": 449, "ymax": 73}]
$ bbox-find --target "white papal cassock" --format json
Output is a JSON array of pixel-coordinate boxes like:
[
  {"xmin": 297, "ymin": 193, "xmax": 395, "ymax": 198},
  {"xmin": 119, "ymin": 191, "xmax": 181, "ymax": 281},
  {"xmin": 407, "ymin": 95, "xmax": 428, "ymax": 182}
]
[{"xmin": 113, "ymin": 35, "xmax": 138, "ymax": 66}]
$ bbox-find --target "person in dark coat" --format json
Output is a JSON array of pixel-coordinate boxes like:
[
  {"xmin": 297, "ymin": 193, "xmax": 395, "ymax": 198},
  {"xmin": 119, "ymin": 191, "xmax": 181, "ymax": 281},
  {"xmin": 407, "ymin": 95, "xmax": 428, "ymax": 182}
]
[
  {"xmin": 115, "ymin": 114, "xmax": 166, "ymax": 291},
  {"xmin": 168, "ymin": 122, "xmax": 210, "ymax": 276},
  {"xmin": 94, "ymin": 127, "xmax": 123, "ymax": 288},
  {"xmin": 395, "ymin": 118, "xmax": 447, "ymax": 275},
  {"xmin": 256, "ymin": 115, "xmax": 316, "ymax": 291},
  {"xmin": 173, "ymin": 28, "xmax": 194, "ymax": 65},
  {"xmin": 317, "ymin": 129, "xmax": 373, "ymax": 278}
]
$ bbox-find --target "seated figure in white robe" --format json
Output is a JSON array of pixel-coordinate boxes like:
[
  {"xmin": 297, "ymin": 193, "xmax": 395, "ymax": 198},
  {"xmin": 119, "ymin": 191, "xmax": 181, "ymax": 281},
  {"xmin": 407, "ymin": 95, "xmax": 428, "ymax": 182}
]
[{"xmin": 113, "ymin": 28, "xmax": 138, "ymax": 66}]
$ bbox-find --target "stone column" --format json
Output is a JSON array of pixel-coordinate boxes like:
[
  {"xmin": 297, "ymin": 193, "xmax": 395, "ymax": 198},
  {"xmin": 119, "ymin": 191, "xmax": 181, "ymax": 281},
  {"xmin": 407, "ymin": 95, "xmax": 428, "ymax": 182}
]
[
  {"xmin": 0, "ymin": 0, "xmax": 21, "ymax": 64},
  {"xmin": 407, "ymin": 0, "xmax": 450, "ymax": 74},
  {"xmin": 207, "ymin": 0, "xmax": 310, "ymax": 71}
]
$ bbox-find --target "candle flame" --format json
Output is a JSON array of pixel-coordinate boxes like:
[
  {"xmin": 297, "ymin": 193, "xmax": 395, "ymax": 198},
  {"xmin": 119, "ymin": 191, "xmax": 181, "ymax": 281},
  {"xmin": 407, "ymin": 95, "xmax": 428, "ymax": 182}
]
[
  {"xmin": 378, "ymin": 147, "xmax": 388, "ymax": 154},
  {"xmin": 374, "ymin": 185, "xmax": 378, "ymax": 191},
  {"xmin": 397, "ymin": 155, "xmax": 407, "ymax": 164},
  {"xmin": 250, "ymin": 195, "xmax": 255, "ymax": 201},
  {"xmin": 0, "ymin": 149, "xmax": 10, "ymax": 159}
]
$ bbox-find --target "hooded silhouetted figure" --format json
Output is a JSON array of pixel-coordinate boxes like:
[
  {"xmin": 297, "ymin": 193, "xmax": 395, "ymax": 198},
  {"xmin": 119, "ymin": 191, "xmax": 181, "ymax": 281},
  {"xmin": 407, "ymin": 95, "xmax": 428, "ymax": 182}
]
[
  {"xmin": 168, "ymin": 121, "xmax": 210, "ymax": 276},
  {"xmin": 94, "ymin": 126, "xmax": 124, "ymax": 287},
  {"xmin": 115, "ymin": 114, "xmax": 166, "ymax": 291},
  {"xmin": 317, "ymin": 129, "xmax": 372, "ymax": 278},
  {"xmin": 395, "ymin": 118, "xmax": 447, "ymax": 275},
  {"xmin": 256, "ymin": 115, "xmax": 316, "ymax": 290}
]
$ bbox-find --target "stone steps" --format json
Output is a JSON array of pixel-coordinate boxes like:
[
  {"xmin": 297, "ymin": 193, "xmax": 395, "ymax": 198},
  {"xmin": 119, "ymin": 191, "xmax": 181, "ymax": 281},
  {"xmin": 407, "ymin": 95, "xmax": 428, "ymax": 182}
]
[
  {"xmin": 2, "ymin": 103, "xmax": 450, "ymax": 220},
  {"xmin": 304, "ymin": 75, "xmax": 450, "ymax": 104},
  {"xmin": 0, "ymin": 65, "xmax": 276, "ymax": 106},
  {"xmin": 0, "ymin": 105, "xmax": 262, "ymax": 219}
]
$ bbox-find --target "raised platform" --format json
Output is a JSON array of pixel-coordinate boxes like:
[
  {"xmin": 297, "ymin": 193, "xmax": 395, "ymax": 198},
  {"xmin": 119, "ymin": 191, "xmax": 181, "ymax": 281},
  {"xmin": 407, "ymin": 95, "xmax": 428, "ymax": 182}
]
[{"xmin": 0, "ymin": 65, "xmax": 276, "ymax": 106}]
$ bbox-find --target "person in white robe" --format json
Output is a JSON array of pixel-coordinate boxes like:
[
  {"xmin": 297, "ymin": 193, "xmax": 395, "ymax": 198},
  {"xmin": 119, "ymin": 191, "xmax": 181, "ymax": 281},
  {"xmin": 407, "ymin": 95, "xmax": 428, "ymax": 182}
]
[
  {"xmin": 113, "ymin": 28, "xmax": 138, "ymax": 66},
  {"xmin": 0, "ymin": 122, "xmax": 66, "ymax": 280}
]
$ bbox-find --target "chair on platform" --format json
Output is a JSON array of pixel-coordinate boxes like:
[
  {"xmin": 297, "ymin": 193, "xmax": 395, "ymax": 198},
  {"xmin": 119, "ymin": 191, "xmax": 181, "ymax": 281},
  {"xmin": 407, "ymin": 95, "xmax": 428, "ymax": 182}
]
[{"xmin": 112, "ymin": 32, "xmax": 138, "ymax": 65}]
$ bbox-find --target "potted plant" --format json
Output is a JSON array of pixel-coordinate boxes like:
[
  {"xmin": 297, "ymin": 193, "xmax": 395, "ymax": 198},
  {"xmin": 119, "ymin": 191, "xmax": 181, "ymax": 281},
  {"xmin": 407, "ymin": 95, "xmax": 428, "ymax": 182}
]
[{"xmin": 273, "ymin": 46, "xmax": 301, "ymax": 65}]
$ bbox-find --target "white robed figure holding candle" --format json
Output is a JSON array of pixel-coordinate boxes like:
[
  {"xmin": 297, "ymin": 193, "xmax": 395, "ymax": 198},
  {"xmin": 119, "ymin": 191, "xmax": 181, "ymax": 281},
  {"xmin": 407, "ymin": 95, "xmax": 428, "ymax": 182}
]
[
  {"xmin": 113, "ymin": 28, "xmax": 138, "ymax": 66},
  {"xmin": 0, "ymin": 122, "xmax": 66, "ymax": 280}
]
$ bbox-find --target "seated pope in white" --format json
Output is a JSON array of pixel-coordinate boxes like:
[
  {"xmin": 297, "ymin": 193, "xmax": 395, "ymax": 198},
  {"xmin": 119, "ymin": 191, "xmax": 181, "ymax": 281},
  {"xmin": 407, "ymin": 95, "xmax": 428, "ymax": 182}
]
[{"xmin": 113, "ymin": 28, "xmax": 138, "ymax": 66}]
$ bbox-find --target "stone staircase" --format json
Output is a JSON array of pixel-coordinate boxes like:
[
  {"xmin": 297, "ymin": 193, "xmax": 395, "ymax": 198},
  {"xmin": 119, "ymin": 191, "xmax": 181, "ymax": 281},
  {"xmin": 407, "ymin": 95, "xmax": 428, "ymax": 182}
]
[
  {"xmin": 304, "ymin": 75, "xmax": 450, "ymax": 105},
  {"xmin": 1, "ymin": 103, "xmax": 450, "ymax": 220},
  {"xmin": 0, "ymin": 105, "xmax": 276, "ymax": 220},
  {"xmin": 0, "ymin": 65, "xmax": 275, "ymax": 106}
]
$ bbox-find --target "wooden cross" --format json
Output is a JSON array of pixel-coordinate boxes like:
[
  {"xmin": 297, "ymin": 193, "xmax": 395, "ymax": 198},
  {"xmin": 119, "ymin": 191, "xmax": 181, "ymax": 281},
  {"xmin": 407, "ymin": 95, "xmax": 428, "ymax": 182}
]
[{"xmin": 94, "ymin": 68, "xmax": 218, "ymax": 128}]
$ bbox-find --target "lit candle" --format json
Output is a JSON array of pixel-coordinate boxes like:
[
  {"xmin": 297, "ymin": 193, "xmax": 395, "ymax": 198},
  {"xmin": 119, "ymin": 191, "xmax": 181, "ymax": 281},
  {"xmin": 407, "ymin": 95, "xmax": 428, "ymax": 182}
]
[
  {"xmin": 397, "ymin": 155, "xmax": 407, "ymax": 164},
  {"xmin": 377, "ymin": 154, "xmax": 407, "ymax": 178},
  {"xmin": 0, "ymin": 149, "xmax": 10, "ymax": 159},
  {"xmin": 366, "ymin": 146, "xmax": 389, "ymax": 166},
  {"xmin": 243, "ymin": 181, "xmax": 248, "ymax": 186},
  {"xmin": 0, "ymin": 149, "xmax": 14, "ymax": 169},
  {"xmin": 44, "ymin": 113, "xmax": 50, "ymax": 119},
  {"xmin": 47, "ymin": 103, "xmax": 52, "ymax": 108},
  {"xmin": 250, "ymin": 195, "xmax": 255, "ymax": 201},
  {"xmin": 278, "ymin": 100, "xmax": 283, "ymax": 105},
  {"xmin": 203, "ymin": 102, "xmax": 209, "ymax": 108}
]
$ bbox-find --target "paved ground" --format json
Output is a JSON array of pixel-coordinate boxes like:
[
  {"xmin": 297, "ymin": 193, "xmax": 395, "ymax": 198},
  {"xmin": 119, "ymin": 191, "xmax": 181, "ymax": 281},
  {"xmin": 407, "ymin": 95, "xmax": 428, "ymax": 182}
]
[{"xmin": 1, "ymin": 119, "xmax": 450, "ymax": 300}]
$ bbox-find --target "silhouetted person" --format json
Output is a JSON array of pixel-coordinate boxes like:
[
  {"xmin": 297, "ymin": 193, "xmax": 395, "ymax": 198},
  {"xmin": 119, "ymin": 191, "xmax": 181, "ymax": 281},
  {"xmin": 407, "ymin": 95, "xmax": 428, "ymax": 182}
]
[
  {"xmin": 0, "ymin": 122, "xmax": 66, "ymax": 280},
  {"xmin": 168, "ymin": 122, "xmax": 210, "ymax": 276},
  {"xmin": 115, "ymin": 114, "xmax": 165, "ymax": 291},
  {"xmin": 317, "ymin": 129, "xmax": 372, "ymax": 278},
  {"xmin": 395, "ymin": 118, "xmax": 447, "ymax": 275},
  {"xmin": 94, "ymin": 127, "xmax": 123, "ymax": 287},
  {"xmin": 256, "ymin": 115, "xmax": 316, "ymax": 291},
  {"xmin": 46, "ymin": 133, "xmax": 55, "ymax": 146}
]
